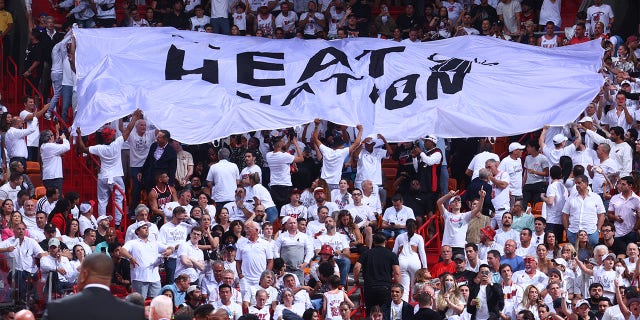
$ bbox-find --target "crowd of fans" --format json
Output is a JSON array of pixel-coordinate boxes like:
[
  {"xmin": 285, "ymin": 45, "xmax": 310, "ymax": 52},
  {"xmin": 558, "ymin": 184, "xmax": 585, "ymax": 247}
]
[{"xmin": 2, "ymin": 0, "xmax": 640, "ymax": 319}]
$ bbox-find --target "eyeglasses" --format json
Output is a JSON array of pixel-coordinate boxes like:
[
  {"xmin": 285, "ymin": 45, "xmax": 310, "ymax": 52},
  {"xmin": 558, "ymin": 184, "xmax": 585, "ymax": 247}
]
[{"xmin": 352, "ymin": 193, "xmax": 362, "ymax": 196}]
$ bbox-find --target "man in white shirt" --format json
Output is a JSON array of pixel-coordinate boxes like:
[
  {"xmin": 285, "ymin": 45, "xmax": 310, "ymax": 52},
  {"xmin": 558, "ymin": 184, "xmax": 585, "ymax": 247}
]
[
  {"xmin": 123, "ymin": 117, "xmax": 157, "ymax": 216},
  {"xmin": 125, "ymin": 204, "xmax": 159, "ymax": 242},
  {"xmin": 486, "ymin": 159, "xmax": 510, "ymax": 229},
  {"xmin": 588, "ymin": 143, "xmax": 619, "ymax": 204},
  {"xmin": 584, "ymin": 123, "xmax": 632, "ymax": 178},
  {"xmin": 121, "ymin": 221, "xmax": 173, "ymax": 299},
  {"xmin": 159, "ymin": 206, "xmax": 191, "ymax": 284},
  {"xmin": 39, "ymin": 130, "xmax": 70, "ymax": 194},
  {"xmin": 19, "ymin": 96, "xmax": 47, "ymax": 162},
  {"xmin": 236, "ymin": 221, "xmax": 273, "ymax": 299},
  {"xmin": 163, "ymin": 189, "xmax": 193, "ymax": 220},
  {"xmin": 0, "ymin": 222, "xmax": 47, "ymax": 303},
  {"xmin": 216, "ymin": 283, "xmax": 243, "ymax": 320},
  {"xmin": 274, "ymin": 217, "xmax": 315, "ymax": 283},
  {"xmin": 466, "ymin": 144, "xmax": 499, "ymax": 180},
  {"xmin": 266, "ymin": 136, "xmax": 304, "ymax": 211},
  {"xmin": 314, "ymin": 216, "xmax": 350, "ymax": 286},
  {"xmin": 240, "ymin": 151, "xmax": 262, "ymax": 184},
  {"xmin": 280, "ymin": 188, "xmax": 308, "ymax": 222},
  {"xmin": 381, "ymin": 194, "xmax": 415, "ymax": 238},
  {"xmin": 353, "ymin": 134, "xmax": 392, "ymax": 191},
  {"xmin": 40, "ymin": 238, "xmax": 74, "ymax": 294},
  {"xmin": 539, "ymin": 125, "xmax": 582, "ymax": 166},
  {"xmin": 5, "ymin": 116, "xmax": 37, "ymax": 168},
  {"xmin": 512, "ymin": 256, "xmax": 549, "ymax": 292},
  {"xmin": 0, "ymin": 173, "xmax": 23, "ymax": 204},
  {"xmin": 562, "ymin": 174, "xmax": 606, "ymax": 246},
  {"xmin": 586, "ymin": 0, "xmax": 614, "ymax": 34},
  {"xmin": 312, "ymin": 119, "xmax": 362, "ymax": 191},
  {"xmin": 499, "ymin": 142, "xmax": 525, "ymax": 208},
  {"xmin": 223, "ymin": 187, "xmax": 255, "ymax": 223},
  {"xmin": 607, "ymin": 176, "xmax": 640, "ymax": 243},
  {"xmin": 76, "ymin": 110, "xmax": 141, "ymax": 227},
  {"xmin": 207, "ymin": 148, "xmax": 240, "ymax": 212},
  {"xmin": 21, "ymin": 199, "xmax": 38, "ymax": 231},
  {"xmin": 307, "ymin": 187, "xmax": 340, "ymax": 222},
  {"xmin": 175, "ymin": 227, "xmax": 205, "ymax": 284}
]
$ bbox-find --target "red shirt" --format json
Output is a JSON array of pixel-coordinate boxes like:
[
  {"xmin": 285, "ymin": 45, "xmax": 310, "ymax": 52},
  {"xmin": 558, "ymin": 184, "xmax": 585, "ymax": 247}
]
[
  {"xmin": 431, "ymin": 260, "xmax": 456, "ymax": 278},
  {"xmin": 569, "ymin": 36, "xmax": 590, "ymax": 45}
]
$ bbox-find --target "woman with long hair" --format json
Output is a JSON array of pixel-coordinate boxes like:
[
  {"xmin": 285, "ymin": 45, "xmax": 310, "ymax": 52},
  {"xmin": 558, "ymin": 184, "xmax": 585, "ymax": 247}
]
[
  {"xmin": 516, "ymin": 285, "xmax": 541, "ymax": 317},
  {"xmin": 247, "ymin": 172, "xmax": 278, "ymax": 223},
  {"xmin": 302, "ymin": 308, "xmax": 320, "ymax": 320},
  {"xmin": 48, "ymin": 198, "xmax": 72, "ymax": 235},
  {"xmin": 197, "ymin": 193, "xmax": 216, "ymax": 217},
  {"xmin": 335, "ymin": 210, "xmax": 364, "ymax": 253},
  {"xmin": 68, "ymin": 244, "xmax": 86, "ymax": 283},
  {"xmin": 575, "ymin": 230, "xmax": 593, "ymax": 261},
  {"xmin": 61, "ymin": 218, "xmax": 82, "ymax": 249},
  {"xmin": 1, "ymin": 211, "xmax": 26, "ymax": 240},
  {"xmin": 436, "ymin": 272, "xmax": 465, "ymax": 318},
  {"xmin": 392, "ymin": 218, "xmax": 428, "ymax": 302},
  {"xmin": 213, "ymin": 207, "xmax": 231, "ymax": 232},
  {"xmin": 0, "ymin": 199, "xmax": 13, "ymax": 228},
  {"xmin": 229, "ymin": 220, "xmax": 245, "ymax": 243},
  {"xmin": 544, "ymin": 231, "xmax": 561, "ymax": 259},
  {"xmin": 330, "ymin": 179, "xmax": 352, "ymax": 210},
  {"xmin": 536, "ymin": 244, "xmax": 554, "ymax": 274},
  {"xmin": 198, "ymin": 213, "xmax": 219, "ymax": 263}
]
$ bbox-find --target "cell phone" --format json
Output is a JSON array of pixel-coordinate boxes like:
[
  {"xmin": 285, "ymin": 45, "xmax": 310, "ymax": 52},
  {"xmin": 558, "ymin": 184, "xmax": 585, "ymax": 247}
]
[{"xmin": 101, "ymin": 247, "xmax": 106, "ymax": 253}]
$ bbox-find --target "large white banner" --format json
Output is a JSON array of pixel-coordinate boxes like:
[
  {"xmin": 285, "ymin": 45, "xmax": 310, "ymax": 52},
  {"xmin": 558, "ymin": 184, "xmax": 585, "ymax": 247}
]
[{"xmin": 73, "ymin": 28, "xmax": 603, "ymax": 143}]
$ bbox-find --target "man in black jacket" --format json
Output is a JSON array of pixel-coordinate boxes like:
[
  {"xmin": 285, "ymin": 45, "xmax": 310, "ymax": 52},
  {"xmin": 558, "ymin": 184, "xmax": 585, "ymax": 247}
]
[
  {"xmin": 42, "ymin": 253, "xmax": 144, "ymax": 320},
  {"xmin": 139, "ymin": 130, "xmax": 177, "ymax": 191},
  {"xmin": 380, "ymin": 284, "xmax": 413, "ymax": 320},
  {"xmin": 467, "ymin": 264, "xmax": 505, "ymax": 320}
]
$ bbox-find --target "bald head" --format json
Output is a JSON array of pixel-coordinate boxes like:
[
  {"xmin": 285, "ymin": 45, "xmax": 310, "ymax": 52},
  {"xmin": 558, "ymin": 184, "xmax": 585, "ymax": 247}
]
[
  {"xmin": 15, "ymin": 310, "xmax": 35, "ymax": 320},
  {"xmin": 80, "ymin": 253, "xmax": 114, "ymax": 284}
]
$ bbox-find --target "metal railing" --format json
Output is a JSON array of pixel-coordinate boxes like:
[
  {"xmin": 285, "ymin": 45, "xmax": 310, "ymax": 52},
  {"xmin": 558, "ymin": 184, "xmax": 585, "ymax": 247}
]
[{"xmin": 112, "ymin": 183, "xmax": 129, "ymax": 231}]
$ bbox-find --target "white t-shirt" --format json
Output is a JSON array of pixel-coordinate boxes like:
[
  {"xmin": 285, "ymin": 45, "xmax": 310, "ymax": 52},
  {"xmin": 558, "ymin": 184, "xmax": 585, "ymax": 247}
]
[
  {"xmin": 122, "ymin": 238, "xmax": 167, "ymax": 282},
  {"xmin": 467, "ymin": 151, "xmax": 500, "ymax": 180},
  {"xmin": 490, "ymin": 170, "xmax": 510, "ymax": 211},
  {"xmin": 232, "ymin": 12, "xmax": 247, "ymax": 31},
  {"xmin": 524, "ymin": 153, "xmax": 549, "ymax": 185},
  {"xmin": 355, "ymin": 148, "xmax": 387, "ymax": 185},
  {"xmin": 266, "ymin": 151, "xmax": 295, "ymax": 186},
  {"xmin": 236, "ymin": 237, "xmax": 274, "ymax": 285},
  {"xmin": 240, "ymin": 164, "xmax": 262, "ymax": 184},
  {"xmin": 89, "ymin": 136, "xmax": 125, "ymax": 180},
  {"xmin": 299, "ymin": 12, "xmax": 325, "ymax": 35},
  {"xmin": 206, "ymin": 159, "xmax": 240, "ymax": 202},
  {"xmin": 442, "ymin": 209, "xmax": 472, "ymax": 248},
  {"xmin": 275, "ymin": 11, "xmax": 298, "ymax": 33},
  {"xmin": 545, "ymin": 180, "xmax": 567, "ymax": 224},
  {"xmin": 280, "ymin": 203, "xmax": 307, "ymax": 220},
  {"xmin": 175, "ymin": 240, "xmax": 204, "ymax": 282},
  {"xmin": 498, "ymin": 156, "xmax": 523, "ymax": 197},
  {"xmin": 40, "ymin": 139, "xmax": 70, "ymax": 180},
  {"xmin": 158, "ymin": 221, "xmax": 190, "ymax": 258},
  {"xmin": 586, "ymin": 4, "xmax": 614, "ymax": 34},
  {"xmin": 127, "ymin": 129, "xmax": 157, "ymax": 167},
  {"xmin": 319, "ymin": 144, "xmax": 350, "ymax": 184},
  {"xmin": 19, "ymin": 110, "xmax": 39, "ymax": 148}
]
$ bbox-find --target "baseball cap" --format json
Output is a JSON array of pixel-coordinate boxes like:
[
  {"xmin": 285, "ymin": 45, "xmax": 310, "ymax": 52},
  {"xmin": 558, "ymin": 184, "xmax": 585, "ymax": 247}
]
[
  {"xmin": 134, "ymin": 220, "xmax": 151, "ymax": 231},
  {"xmin": 628, "ymin": 35, "xmax": 638, "ymax": 42},
  {"xmin": 96, "ymin": 215, "xmax": 113, "ymax": 224},
  {"xmin": 578, "ymin": 116, "xmax": 593, "ymax": 123},
  {"xmin": 44, "ymin": 223, "xmax": 57, "ymax": 233},
  {"xmin": 290, "ymin": 188, "xmax": 303, "ymax": 195},
  {"xmin": 313, "ymin": 187, "xmax": 325, "ymax": 194},
  {"xmin": 602, "ymin": 252, "xmax": 616, "ymax": 262},
  {"xmin": 621, "ymin": 80, "xmax": 632, "ymax": 86},
  {"xmin": 480, "ymin": 226, "xmax": 496, "ymax": 241},
  {"xmin": 508, "ymin": 142, "xmax": 525, "ymax": 152},
  {"xmin": 187, "ymin": 285, "xmax": 200, "ymax": 294},
  {"xmin": 552, "ymin": 258, "xmax": 567, "ymax": 267},
  {"xmin": 575, "ymin": 299, "xmax": 590, "ymax": 308},
  {"xmin": 453, "ymin": 253, "xmax": 465, "ymax": 262},
  {"xmin": 319, "ymin": 244, "xmax": 333, "ymax": 255},
  {"xmin": 224, "ymin": 244, "xmax": 237, "ymax": 252},
  {"xmin": 48, "ymin": 238, "xmax": 60, "ymax": 248},
  {"xmin": 79, "ymin": 202, "xmax": 93, "ymax": 214},
  {"xmin": 552, "ymin": 134, "xmax": 568, "ymax": 144},
  {"xmin": 424, "ymin": 135, "xmax": 438, "ymax": 144}
]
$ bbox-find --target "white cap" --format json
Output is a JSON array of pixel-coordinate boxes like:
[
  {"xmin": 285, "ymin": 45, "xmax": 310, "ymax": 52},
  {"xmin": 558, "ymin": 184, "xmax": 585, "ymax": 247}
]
[
  {"xmin": 508, "ymin": 142, "xmax": 525, "ymax": 152},
  {"xmin": 578, "ymin": 116, "xmax": 593, "ymax": 123},
  {"xmin": 424, "ymin": 135, "xmax": 438, "ymax": 144},
  {"xmin": 134, "ymin": 221, "xmax": 151, "ymax": 231},
  {"xmin": 553, "ymin": 258, "xmax": 568, "ymax": 267},
  {"xmin": 96, "ymin": 215, "xmax": 113, "ymax": 224},
  {"xmin": 552, "ymin": 134, "xmax": 568, "ymax": 144},
  {"xmin": 621, "ymin": 80, "xmax": 632, "ymax": 86}
]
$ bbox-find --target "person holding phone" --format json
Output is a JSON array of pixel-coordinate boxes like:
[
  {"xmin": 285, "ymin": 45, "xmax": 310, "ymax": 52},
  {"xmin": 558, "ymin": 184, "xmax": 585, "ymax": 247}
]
[{"xmin": 467, "ymin": 264, "xmax": 505, "ymax": 320}]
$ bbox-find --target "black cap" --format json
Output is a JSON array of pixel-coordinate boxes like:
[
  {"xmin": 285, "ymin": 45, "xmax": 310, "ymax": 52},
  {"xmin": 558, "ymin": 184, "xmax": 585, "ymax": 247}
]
[
  {"xmin": 453, "ymin": 253, "xmax": 466, "ymax": 261},
  {"xmin": 44, "ymin": 223, "xmax": 57, "ymax": 233}
]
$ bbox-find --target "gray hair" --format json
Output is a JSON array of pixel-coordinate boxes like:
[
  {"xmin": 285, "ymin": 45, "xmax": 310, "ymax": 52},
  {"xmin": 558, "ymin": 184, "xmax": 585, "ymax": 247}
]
[
  {"xmin": 135, "ymin": 204, "xmax": 149, "ymax": 216},
  {"xmin": 218, "ymin": 148, "xmax": 230, "ymax": 160}
]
